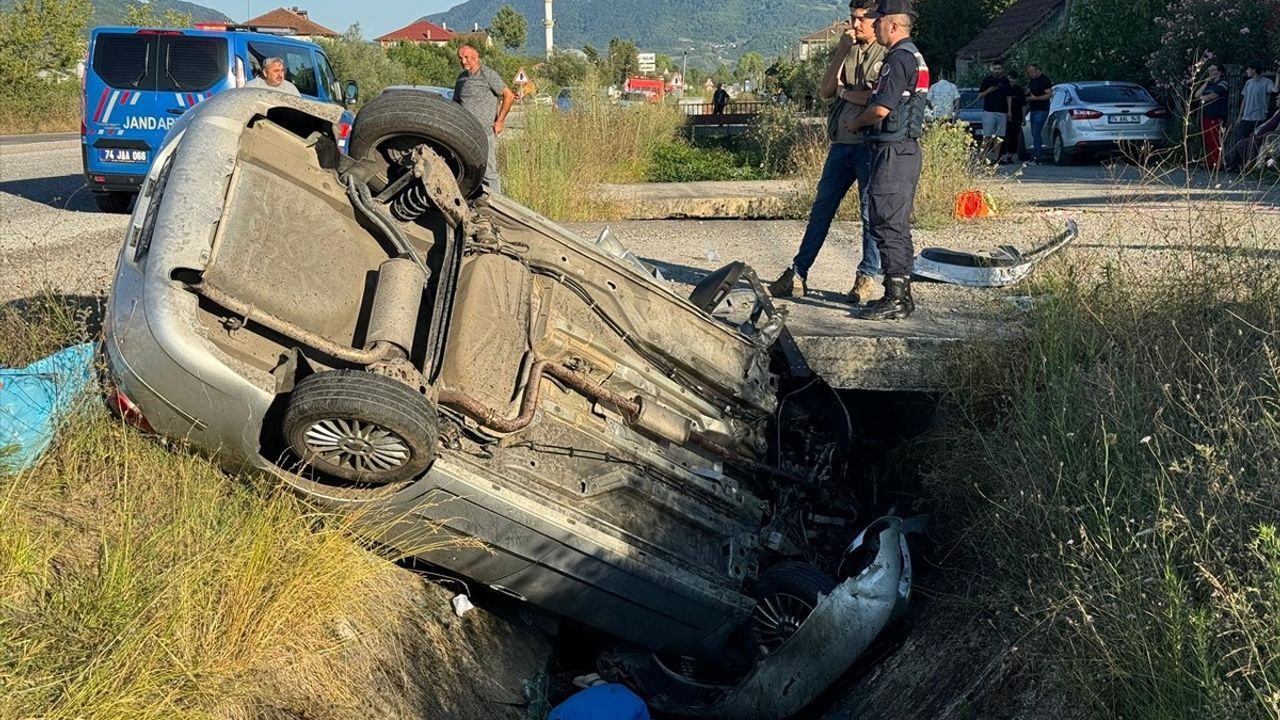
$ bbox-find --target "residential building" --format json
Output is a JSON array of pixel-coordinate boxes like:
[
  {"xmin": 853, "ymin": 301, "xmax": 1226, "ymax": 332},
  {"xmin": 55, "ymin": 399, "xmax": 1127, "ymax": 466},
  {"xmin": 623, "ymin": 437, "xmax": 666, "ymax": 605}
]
[
  {"xmin": 797, "ymin": 20, "xmax": 845, "ymax": 61},
  {"xmin": 242, "ymin": 6, "xmax": 339, "ymax": 40},
  {"xmin": 376, "ymin": 20, "xmax": 457, "ymax": 48},
  {"xmin": 956, "ymin": 0, "xmax": 1070, "ymax": 78}
]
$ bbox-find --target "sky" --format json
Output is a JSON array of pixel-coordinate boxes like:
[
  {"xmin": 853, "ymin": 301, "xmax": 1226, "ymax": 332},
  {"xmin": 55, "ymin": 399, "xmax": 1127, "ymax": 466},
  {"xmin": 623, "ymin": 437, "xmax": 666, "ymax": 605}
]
[{"xmin": 198, "ymin": 0, "xmax": 460, "ymax": 39}]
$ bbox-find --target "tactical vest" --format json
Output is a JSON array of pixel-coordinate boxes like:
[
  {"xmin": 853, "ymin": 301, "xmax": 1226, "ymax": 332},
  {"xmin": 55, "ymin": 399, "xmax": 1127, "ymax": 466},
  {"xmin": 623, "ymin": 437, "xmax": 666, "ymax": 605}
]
[{"xmin": 867, "ymin": 40, "xmax": 930, "ymax": 144}]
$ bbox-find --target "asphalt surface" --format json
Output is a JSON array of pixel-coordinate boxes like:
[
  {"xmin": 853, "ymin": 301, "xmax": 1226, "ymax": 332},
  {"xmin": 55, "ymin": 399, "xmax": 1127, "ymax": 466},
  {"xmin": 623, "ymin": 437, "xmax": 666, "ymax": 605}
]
[{"xmin": 4, "ymin": 131, "xmax": 1280, "ymax": 307}]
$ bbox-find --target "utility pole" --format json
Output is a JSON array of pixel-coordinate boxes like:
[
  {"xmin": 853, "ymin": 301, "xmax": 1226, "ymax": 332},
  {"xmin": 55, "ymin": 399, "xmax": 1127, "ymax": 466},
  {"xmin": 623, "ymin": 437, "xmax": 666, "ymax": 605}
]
[
  {"xmin": 682, "ymin": 49, "xmax": 688, "ymax": 97},
  {"xmin": 544, "ymin": 0, "xmax": 554, "ymax": 59}
]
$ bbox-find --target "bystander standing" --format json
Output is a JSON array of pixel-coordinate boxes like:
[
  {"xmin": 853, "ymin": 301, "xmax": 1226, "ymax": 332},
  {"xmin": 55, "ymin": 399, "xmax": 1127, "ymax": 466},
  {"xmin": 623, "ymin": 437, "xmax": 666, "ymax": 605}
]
[
  {"xmin": 926, "ymin": 73, "xmax": 959, "ymax": 120},
  {"xmin": 454, "ymin": 44, "xmax": 516, "ymax": 194},
  {"xmin": 977, "ymin": 60, "xmax": 1011, "ymax": 164},
  {"xmin": 1025, "ymin": 63, "xmax": 1052, "ymax": 163},
  {"xmin": 769, "ymin": 0, "xmax": 886, "ymax": 303},
  {"xmin": 1197, "ymin": 63, "xmax": 1229, "ymax": 169},
  {"xmin": 1239, "ymin": 60, "xmax": 1270, "ymax": 143},
  {"xmin": 1001, "ymin": 75, "xmax": 1025, "ymax": 163}
]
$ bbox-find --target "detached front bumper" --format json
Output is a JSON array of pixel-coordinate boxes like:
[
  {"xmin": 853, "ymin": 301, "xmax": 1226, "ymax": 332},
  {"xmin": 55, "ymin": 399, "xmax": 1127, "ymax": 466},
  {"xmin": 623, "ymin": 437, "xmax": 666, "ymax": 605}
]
[{"xmin": 606, "ymin": 516, "xmax": 917, "ymax": 719}]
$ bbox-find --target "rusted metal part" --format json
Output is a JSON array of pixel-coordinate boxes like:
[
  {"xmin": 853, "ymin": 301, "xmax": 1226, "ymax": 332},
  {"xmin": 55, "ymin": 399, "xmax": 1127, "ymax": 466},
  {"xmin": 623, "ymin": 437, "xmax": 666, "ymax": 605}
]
[
  {"xmin": 439, "ymin": 358, "xmax": 786, "ymax": 478},
  {"xmin": 438, "ymin": 360, "xmax": 642, "ymax": 434},
  {"xmin": 192, "ymin": 281, "xmax": 398, "ymax": 366}
]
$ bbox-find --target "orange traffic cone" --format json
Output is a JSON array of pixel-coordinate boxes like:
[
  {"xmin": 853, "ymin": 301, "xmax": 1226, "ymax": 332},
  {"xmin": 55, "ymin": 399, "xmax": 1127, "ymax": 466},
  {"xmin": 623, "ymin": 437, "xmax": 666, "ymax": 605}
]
[{"xmin": 954, "ymin": 190, "xmax": 994, "ymax": 219}]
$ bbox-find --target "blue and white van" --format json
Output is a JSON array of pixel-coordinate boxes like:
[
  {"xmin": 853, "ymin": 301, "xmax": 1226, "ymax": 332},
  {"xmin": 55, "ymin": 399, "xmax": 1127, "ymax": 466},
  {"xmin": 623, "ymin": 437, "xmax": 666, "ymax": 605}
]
[{"xmin": 83, "ymin": 24, "xmax": 355, "ymax": 212}]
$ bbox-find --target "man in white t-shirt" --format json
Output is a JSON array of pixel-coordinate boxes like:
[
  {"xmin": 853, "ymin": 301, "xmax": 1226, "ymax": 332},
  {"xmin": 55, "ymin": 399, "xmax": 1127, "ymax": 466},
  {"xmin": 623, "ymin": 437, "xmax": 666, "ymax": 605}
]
[
  {"xmin": 927, "ymin": 75, "xmax": 959, "ymax": 120},
  {"xmin": 245, "ymin": 57, "xmax": 300, "ymax": 96},
  {"xmin": 1238, "ymin": 59, "xmax": 1271, "ymax": 143}
]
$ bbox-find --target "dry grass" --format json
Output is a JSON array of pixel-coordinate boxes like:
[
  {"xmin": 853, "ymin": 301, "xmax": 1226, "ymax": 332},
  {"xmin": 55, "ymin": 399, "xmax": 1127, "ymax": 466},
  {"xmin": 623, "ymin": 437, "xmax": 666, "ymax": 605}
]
[
  {"xmin": 499, "ymin": 95, "xmax": 685, "ymax": 221},
  {"xmin": 929, "ymin": 188, "xmax": 1280, "ymax": 719},
  {"xmin": 0, "ymin": 294, "xmax": 545, "ymax": 720}
]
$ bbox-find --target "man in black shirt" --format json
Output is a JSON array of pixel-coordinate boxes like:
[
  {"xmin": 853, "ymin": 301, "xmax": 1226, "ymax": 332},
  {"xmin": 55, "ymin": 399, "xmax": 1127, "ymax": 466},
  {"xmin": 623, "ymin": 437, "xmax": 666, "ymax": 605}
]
[
  {"xmin": 1199, "ymin": 63, "xmax": 1229, "ymax": 168},
  {"xmin": 977, "ymin": 60, "xmax": 1011, "ymax": 163},
  {"xmin": 1001, "ymin": 75, "xmax": 1025, "ymax": 163},
  {"xmin": 1025, "ymin": 63, "xmax": 1052, "ymax": 162}
]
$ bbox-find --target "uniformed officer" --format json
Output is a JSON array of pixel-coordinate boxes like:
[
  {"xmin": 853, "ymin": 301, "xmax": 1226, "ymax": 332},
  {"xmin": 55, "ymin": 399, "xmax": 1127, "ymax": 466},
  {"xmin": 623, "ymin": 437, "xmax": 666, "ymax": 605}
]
[{"xmin": 843, "ymin": 0, "xmax": 929, "ymax": 321}]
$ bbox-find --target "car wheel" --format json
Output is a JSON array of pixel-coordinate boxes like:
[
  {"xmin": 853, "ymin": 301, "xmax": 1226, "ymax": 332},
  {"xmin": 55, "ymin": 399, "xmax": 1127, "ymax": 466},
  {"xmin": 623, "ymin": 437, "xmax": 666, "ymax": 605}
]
[
  {"xmin": 748, "ymin": 561, "xmax": 838, "ymax": 655},
  {"xmin": 1052, "ymin": 133, "xmax": 1074, "ymax": 166},
  {"xmin": 283, "ymin": 370, "xmax": 439, "ymax": 484},
  {"xmin": 349, "ymin": 90, "xmax": 489, "ymax": 198},
  {"xmin": 94, "ymin": 191, "xmax": 133, "ymax": 213}
]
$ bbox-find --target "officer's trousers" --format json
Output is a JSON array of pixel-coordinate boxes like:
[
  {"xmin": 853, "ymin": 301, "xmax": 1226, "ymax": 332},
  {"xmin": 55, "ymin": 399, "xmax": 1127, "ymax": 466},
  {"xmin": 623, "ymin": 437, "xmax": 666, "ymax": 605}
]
[{"xmin": 867, "ymin": 140, "xmax": 922, "ymax": 278}]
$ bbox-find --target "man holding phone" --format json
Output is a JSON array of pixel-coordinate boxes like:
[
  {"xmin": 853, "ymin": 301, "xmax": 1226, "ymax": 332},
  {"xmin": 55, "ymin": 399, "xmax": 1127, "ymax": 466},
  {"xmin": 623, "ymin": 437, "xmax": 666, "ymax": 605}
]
[{"xmin": 769, "ymin": 0, "xmax": 887, "ymax": 304}]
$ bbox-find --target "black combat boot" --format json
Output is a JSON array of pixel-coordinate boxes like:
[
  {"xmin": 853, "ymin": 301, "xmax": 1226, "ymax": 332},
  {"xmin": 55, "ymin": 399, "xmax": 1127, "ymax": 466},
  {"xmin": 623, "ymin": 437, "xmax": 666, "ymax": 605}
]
[{"xmin": 858, "ymin": 275, "xmax": 914, "ymax": 321}]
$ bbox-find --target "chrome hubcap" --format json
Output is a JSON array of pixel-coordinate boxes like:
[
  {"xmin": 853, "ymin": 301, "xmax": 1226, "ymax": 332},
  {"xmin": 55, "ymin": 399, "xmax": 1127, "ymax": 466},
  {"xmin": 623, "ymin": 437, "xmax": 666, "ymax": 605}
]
[
  {"xmin": 303, "ymin": 418, "xmax": 411, "ymax": 474},
  {"xmin": 751, "ymin": 592, "xmax": 815, "ymax": 654}
]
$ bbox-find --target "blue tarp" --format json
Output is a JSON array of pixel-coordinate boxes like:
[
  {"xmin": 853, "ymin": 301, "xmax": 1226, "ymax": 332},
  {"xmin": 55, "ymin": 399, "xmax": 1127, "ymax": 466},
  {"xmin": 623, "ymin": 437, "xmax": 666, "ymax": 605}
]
[
  {"xmin": 547, "ymin": 683, "xmax": 650, "ymax": 720},
  {"xmin": 0, "ymin": 343, "xmax": 97, "ymax": 474}
]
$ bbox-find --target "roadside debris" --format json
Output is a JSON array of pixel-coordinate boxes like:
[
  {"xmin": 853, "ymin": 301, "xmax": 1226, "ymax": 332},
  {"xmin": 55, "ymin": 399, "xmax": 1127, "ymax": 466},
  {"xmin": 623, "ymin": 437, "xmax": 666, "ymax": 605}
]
[
  {"xmin": 912, "ymin": 220, "xmax": 1079, "ymax": 288},
  {"xmin": 0, "ymin": 343, "xmax": 96, "ymax": 474}
]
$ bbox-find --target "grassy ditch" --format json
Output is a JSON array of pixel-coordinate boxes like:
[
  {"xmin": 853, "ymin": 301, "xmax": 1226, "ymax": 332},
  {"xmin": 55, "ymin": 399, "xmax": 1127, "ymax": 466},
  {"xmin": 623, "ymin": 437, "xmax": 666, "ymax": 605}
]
[
  {"xmin": 929, "ymin": 210, "xmax": 1280, "ymax": 718},
  {"xmin": 0, "ymin": 296, "xmax": 540, "ymax": 720}
]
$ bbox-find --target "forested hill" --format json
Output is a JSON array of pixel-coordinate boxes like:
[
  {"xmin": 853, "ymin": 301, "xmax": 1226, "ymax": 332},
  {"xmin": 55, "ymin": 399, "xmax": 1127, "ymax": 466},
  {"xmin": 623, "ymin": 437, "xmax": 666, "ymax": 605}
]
[
  {"xmin": 427, "ymin": 0, "xmax": 846, "ymax": 64},
  {"xmin": 0, "ymin": 1, "xmax": 236, "ymax": 29},
  {"xmin": 87, "ymin": 0, "xmax": 232, "ymax": 27}
]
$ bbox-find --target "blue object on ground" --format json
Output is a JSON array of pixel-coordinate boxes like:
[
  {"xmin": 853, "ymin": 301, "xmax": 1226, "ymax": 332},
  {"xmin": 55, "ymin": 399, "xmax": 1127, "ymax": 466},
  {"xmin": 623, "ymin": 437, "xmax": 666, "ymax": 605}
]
[
  {"xmin": 547, "ymin": 683, "xmax": 651, "ymax": 720},
  {"xmin": 0, "ymin": 343, "xmax": 97, "ymax": 474}
]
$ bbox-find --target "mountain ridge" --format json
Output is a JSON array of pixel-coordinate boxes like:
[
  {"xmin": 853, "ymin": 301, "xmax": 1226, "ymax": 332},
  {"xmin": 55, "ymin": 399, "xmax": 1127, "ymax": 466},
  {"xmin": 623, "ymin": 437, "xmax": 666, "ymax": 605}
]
[{"xmin": 426, "ymin": 0, "xmax": 846, "ymax": 66}]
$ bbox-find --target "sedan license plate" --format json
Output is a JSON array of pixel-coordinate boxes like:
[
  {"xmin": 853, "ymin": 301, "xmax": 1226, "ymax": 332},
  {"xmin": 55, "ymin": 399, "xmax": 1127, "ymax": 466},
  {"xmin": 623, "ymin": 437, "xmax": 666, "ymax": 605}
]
[
  {"xmin": 98, "ymin": 148, "xmax": 149, "ymax": 163},
  {"xmin": 1108, "ymin": 114, "xmax": 1140, "ymax": 124}
]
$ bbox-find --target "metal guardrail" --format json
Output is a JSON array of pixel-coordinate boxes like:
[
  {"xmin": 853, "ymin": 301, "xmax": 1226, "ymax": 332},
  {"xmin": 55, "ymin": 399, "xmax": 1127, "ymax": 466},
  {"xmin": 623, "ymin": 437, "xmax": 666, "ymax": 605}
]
[{"xmin": 681, "ymin": 101, "xmax": 772, "ymax": 116}]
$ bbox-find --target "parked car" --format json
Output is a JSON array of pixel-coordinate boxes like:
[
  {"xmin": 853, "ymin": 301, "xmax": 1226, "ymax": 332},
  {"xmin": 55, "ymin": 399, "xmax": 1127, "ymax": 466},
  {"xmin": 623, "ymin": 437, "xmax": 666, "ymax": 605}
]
[
  {"xmin": 956, "ymin": 87, "xmax": 984, "ymax": 138},
  {"xmin": 384, "ymin": 84, "xmax": 455, "ymax": 101},
  {"xmin": 102, "ymin": 89, "xmax": 916, "ymax": 719},
  {"xmin": 1021, "ymin": 81, "xmax": 1170, "ymax": 165},
  {"xmin": 82, "ymin": 24, "xmax": 355, "ymax": 213}
]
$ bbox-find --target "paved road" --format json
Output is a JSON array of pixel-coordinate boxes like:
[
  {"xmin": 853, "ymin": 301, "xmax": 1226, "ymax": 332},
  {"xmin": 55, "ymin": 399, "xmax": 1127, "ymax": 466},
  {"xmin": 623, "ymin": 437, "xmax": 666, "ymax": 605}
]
[{"xmin": 4, "ymin": 132, "xmax": 1278, "ymax": 308}]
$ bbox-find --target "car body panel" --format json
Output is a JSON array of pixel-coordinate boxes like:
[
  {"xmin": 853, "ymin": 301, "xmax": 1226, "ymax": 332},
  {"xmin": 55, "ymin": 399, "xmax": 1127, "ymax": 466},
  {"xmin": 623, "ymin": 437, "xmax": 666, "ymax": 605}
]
[{"xmin": 102, "ymin": 89, "xmax": 908, "ymax": 716}]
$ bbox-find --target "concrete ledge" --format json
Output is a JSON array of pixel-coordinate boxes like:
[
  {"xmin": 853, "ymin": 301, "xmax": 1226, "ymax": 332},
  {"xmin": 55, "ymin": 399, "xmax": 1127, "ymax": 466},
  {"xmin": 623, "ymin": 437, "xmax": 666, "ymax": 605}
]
[{"xmin": 596, "ymin": 180, "xmax": 800, "ymax": 220}]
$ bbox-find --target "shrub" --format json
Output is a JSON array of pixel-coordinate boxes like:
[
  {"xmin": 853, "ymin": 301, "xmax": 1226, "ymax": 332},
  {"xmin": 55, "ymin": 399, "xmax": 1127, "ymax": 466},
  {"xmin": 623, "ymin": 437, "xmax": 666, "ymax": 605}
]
[
  {"xmin": 0, "ymin": 81, "xmax": 79, "ymax": 134},
  {"xmin": 646, "ymin": 141, "xmax": 766, "ymax": 182}
]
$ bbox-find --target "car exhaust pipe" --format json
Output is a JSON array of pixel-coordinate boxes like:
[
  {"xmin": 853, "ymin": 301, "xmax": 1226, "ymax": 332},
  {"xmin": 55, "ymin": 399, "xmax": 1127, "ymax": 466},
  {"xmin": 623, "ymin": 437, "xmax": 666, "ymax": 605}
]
[{"xmin": 366, "ymin": 258, "xmax": 426, "ymax": 358}]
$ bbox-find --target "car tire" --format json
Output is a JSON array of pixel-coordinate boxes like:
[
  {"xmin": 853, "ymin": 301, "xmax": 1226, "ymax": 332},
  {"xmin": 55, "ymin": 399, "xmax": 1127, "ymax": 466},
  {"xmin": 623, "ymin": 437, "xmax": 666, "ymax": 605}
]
[
  {"xmin": 94, "ymin": 191, "xmax": 133, "ymax": 213},
  {"xmin": 349, "ymin": 90, "xmax": 489, "ymax": 199},
  {"xmin": 283, "ymin": 370, "xmax": 439, "ymax": 484},
  {"xmin": 1052, "ymin": 133, "xmax": 1074, "ymax": 166},
  {"xmin": 748, "ymin": 561, "xmax": 838, "ymax": 655}
]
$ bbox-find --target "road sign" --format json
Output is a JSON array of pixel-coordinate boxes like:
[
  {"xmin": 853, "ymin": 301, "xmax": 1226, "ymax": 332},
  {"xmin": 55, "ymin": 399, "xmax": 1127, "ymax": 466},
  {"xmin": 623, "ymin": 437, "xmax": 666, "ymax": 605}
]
[
  {"xmin": 514, "ymin": 67, "xmax": 529, "ymax": 84},
  {"xmin": 637, "ymin": 52, "xmax": 656, "ymax": 65},
  {"xmin": 638, "ymin": 63, "xmax": 656, "ymax": 73}
]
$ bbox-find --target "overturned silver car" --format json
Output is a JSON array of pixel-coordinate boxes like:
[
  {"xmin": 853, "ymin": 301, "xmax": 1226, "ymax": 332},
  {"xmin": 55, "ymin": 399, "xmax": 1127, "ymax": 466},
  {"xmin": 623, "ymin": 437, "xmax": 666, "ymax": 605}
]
[{"xmin": 102, "ymin": 88, "xmax": 915, "ymax": 717}]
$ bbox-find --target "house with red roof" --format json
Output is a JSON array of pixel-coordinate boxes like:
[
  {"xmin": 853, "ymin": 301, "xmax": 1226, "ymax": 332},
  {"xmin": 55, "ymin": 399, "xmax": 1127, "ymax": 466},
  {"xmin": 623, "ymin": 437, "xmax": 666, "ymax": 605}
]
[
  {"xmin": 242, "ymin": 6, "xmax": 339, "ymax": 41},
  {"xmin": 376, "ymin": 20, "xmax": 458, "ymax": 48}
]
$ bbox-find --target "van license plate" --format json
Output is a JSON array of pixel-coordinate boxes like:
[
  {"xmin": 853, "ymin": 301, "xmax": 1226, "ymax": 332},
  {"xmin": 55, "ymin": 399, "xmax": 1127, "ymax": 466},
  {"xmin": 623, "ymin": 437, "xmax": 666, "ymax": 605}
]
[
  {"xmin": 98, "ymin": 148, "xmax": 149, "ymax": 163},
  {"xmin": 1108, "ymin": 115, "xmax": 1139, "ymax": 124}
]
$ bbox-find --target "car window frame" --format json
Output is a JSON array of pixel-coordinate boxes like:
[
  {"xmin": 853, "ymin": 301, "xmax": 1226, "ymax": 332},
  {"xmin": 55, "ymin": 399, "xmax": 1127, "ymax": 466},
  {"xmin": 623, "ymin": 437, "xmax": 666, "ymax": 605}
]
[{"xmin": 314, "ymin": 50, "xmax": 344, "ymax": 104}]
